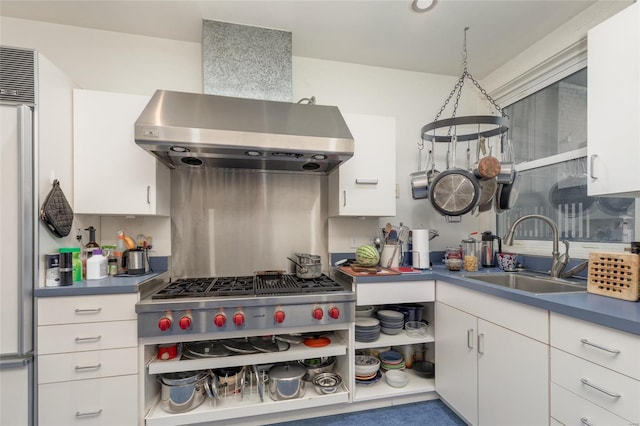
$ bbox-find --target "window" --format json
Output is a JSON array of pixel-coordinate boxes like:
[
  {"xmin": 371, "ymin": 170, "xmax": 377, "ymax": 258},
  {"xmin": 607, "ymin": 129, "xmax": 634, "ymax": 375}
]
[{"xmin": 497, "ymin": 68, "xmax": 636, "ymax": 253}]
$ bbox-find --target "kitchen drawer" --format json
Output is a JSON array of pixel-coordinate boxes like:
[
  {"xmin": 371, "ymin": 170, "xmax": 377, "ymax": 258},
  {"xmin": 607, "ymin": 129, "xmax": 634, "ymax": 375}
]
[
  {"xmin": 38, "ymin": 347, "xmax": 137, "ymax": 384},
  {"xmin": 551, "ymin": 348, "xmax": 640, "ymax": 423},
  {"xmin": 38, "ymin": 320, "xmax": 137, "ymax": 354},
  {"xmin": 550, "ymin": 312, "xmax": 640, "ymax": 380},
  {"xmin": 39, "ymin": 375, "xmax": 137, "ymax": 426},
  {"xmin": 551, "ymin": 383, "xmax": 631, "ymax": 426},
  {"xmin": 38, "ymin": 293, "xmax": 137, "ymax": 325},
  {"xmin": 436, "ymin": 281, "xmax": 548, "ymax": 343},
  {"xmin": 355, "ymin": 280, "xmax": 434, "ymax": 305}
]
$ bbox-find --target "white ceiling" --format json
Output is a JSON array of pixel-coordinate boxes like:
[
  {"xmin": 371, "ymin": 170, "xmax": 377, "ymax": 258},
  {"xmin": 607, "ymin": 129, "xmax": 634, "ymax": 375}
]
[{"xmin": 1, "ymin": 0, "xmax": 604, "ymax": 78}]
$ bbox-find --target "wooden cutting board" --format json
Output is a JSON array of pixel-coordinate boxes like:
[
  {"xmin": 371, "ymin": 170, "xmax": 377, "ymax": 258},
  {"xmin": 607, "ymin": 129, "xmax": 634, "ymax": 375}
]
[{"xmin": 338, "ymin": 265, "xmax": 401, "ymax": 276}]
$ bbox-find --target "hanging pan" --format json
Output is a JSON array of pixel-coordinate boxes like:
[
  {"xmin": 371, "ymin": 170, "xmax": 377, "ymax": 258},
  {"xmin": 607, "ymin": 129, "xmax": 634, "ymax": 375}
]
[
  {"xmin": 473, "ymin": 138, "xmax": 501, "ymax": 180},
  {"xmin": 411, "ymin": 141, "xmax": 439, "ymax": 200},
  {"xmin": 429, "ymin": 136, "xmax": 481, "ymax": 216}
]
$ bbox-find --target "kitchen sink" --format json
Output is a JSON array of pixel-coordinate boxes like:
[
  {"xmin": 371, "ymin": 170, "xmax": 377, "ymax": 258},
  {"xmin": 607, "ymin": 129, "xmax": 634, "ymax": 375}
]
[{"xmin": 462, "ymin": 272, "xmax": 587, "ymax": 294}]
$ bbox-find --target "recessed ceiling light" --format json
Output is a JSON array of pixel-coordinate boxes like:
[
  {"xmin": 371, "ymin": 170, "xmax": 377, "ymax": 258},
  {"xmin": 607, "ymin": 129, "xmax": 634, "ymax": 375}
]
[
  {"xmin": 170, "ymin": 146, "xmax": 189, "ymax": 153},
  {"xmin": 410, "ymin": 0, "xmax": 438, "ymax": 13},
  {"xmin": 245, "ymin": 151, "xmax": 262, "ymax": 157},
  {"xmin": 311, "ymin": 154, "xmax": 327, "ymax": 160}
]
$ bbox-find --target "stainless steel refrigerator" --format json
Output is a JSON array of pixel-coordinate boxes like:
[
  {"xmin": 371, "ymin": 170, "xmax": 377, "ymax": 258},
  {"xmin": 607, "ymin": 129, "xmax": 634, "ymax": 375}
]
[{"xmin": 0, "ymin": 47, "xmax": 36, "ymax": 426}]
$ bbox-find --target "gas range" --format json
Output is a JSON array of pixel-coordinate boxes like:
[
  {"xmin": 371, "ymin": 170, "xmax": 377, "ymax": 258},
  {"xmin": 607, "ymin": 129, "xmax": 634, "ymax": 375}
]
[{"xmin": 136, "ymin": 273, "xmax": 355, "ymax": 340}]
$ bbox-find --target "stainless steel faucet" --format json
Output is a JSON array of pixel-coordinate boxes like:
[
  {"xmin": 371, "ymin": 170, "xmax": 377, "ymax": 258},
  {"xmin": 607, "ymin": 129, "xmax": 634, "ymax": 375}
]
[{"xmin": 503, "ymin": 214, "xmax": 570, "ymax": 278}]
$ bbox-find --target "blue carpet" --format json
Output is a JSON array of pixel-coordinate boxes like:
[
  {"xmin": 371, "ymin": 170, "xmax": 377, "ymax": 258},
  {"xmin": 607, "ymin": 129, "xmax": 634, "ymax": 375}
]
[{"xmin": 266, "ymin": 399, "xmax": 466, "ymax": 425}]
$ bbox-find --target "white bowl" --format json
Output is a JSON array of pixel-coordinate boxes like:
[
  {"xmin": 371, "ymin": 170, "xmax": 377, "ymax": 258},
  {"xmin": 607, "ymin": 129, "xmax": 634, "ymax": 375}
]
[
  {"xmin": 354, "ymin": 355, "xmax": 381, "ymax": 376},
  {"xmin": 385, "ymin": 370, "xmax": 409, "ymax": 388}
]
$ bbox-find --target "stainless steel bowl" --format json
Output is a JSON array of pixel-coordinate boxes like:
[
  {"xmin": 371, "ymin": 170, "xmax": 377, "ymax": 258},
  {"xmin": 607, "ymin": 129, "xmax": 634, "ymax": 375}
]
[{"xmin": 312, "ymin": 372, "xmax": 342, "ymax": 395}]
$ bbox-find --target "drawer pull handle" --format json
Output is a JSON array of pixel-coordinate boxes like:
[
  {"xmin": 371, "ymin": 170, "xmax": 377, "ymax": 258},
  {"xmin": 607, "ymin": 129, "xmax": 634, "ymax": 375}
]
[
  {"xmin": 75, "ymin": 409, "xmax": 103, "ymax": 418},
  {"xmin": 74, "ymin": 336, "xmax": 102, "ymax": 343},
  {"xmin": 355, "ymin": 178, "xmax": 378, "ymax": 185},
  {"xmin": 580, "ymin": 339, "xmax": 621, "ymax": 354},
  {"xmin": 589, "ymin": 154, "xmax": 598, "ymax": 180},
  {"xmin": 580, "ymin": 417, "xmax": 593, "ymax": 426},
  {"xmin": 477, "ymin": 333, "xmax": 485, "ymax": 354},
  {"xmin": 75, "ymin": 308, "xmax": 102, "ymax": 314},
  {"xmin": 580, "ymin": 378, "xmax": 621, "ymax": 398},
  {"xmin": 75, "ymin": 363, "xmax": 102, "ymax": 371},
  {"xmin": 467, "ymin": 329, "xmax": 474, "ymax": 349}
]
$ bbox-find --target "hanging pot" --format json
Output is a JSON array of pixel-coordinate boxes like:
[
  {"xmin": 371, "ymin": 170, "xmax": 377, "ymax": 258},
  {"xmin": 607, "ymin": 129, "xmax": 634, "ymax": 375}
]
[
  {"xmin": 498, "ymin": 170, "xmax": 521, "ymax": 210},
  {"xmin": 411, "ymin": 148, "xmax": 438, "ymax": 200},
  {"xmin": 548, "ymin": 183, "xmax": 595, "ymax": 217},
  {"xmin": 477, "ymin": 178, "xmax": 498, "ymax": 210},
  {"xmin": 429, "ymin": 137, "xmax": 481, "ymax": 216}
]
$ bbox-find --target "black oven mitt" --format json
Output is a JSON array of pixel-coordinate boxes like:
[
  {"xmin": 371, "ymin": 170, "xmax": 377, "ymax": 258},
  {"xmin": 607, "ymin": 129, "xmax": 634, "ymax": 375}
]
[{"xmin": 40, "ymin": 179, "xmax": 74, "ymax": 238}]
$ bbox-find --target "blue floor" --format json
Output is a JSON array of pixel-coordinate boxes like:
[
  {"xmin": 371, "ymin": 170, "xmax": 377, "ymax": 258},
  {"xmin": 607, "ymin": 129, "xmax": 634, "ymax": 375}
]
[{"xmin": 266, "ymin": 399, "xmax": 466, "ymax": 425}]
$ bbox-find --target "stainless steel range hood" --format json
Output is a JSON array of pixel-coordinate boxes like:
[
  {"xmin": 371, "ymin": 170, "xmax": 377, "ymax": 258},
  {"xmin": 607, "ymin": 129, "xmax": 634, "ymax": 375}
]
[{"xmin": 134, "ymin": 90, "xmax": 354, "ymax": 173}]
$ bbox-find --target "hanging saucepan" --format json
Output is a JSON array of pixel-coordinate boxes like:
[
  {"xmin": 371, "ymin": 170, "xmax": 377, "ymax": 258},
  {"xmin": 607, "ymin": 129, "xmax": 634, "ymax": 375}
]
[
  {"xmin": 476, "ymin": 177, "xmax": 498, "ymax": 213},
  {"xmin": 473, "ymin": 138, "xmax": 502, "ymax": 180},
  {"xmin": 411, "ymin": 145, "xmax": 439, "ymax": 200},
  {"xmin": 496, "ymin": 138, "xmax": 516, "ymax": 185},
  {"xmin": 429, "ymin": 136, "xmax": 481, "ymax": 216},
  {"xmin": 498, "ymin": 169, "xmax": 522, "ymax": 210}
]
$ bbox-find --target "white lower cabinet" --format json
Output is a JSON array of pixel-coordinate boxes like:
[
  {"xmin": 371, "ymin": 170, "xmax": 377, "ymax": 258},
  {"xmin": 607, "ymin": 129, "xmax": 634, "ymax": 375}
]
[
  {"xmin": 37, "ymin": 294, "xmax": 139, "ymax": 425},
  {"xmin": 550, "ymin": 312, "xmax": 640, "ymax": 425},
  {"xmin": 353, "ymin": 280, "xmax": 436, "ymax": 402},
  {"xmin": 39, "ymin": 375, "xmax": 138, "ymax": 425},
  {"xmin": 435, "ymin": 282, "xmax": 549, "ymax": 426}
]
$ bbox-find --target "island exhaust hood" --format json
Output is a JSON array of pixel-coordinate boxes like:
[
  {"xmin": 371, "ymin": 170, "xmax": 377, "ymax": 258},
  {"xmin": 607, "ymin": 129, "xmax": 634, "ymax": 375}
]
[{"xmin": 134, "ymin": 90, "xmax": 354, "ymax": 173}]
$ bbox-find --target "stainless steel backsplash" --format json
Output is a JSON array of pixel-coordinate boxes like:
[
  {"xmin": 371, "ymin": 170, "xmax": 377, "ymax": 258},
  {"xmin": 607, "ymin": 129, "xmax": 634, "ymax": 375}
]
[{"xmin": 170, "ymin": 168, "xmax": 328, "ymax": 277}]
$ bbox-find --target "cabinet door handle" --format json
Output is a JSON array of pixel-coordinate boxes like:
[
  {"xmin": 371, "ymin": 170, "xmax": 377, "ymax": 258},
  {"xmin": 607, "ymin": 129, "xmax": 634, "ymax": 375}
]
[
  {"xmin": 467, "ymin": 329, "xmax": 474, "ymax": 349},
  {"xmin": 147, "ymin": 185, "xmax": 151, "ymax": 204},
  {"xmin": 343, "ymin": 190, "xmax": 346, "ymax": 207},
  {"xmin": 355, "ymin": 179, "xmax": 378, "ymax": 185},
  {"xmin": 477, "ymin": 333, "xmax": 485, "ymax": 354},
  {"xmin": 75, "ymin": 409, "xmax": 103, "ymax": 418},
  {"xmin": 75, "ymin": 363, "xmax": 102, "ymax": 371},
  {"xmin": 580, "ymin": 378, "xmax": 621, "ymax": 398},
  {"xmin": 580, "ymin": 417, "xmax": 593, "ymax": 426},
  {"xmin": 75, "ymin": 308, "xmax": 102, "ymax": 314},
  {"xmin": 75, "ymin": 335, "xmax": 102, "ymax": 343},
  {"xmin": 580, "ymin": 338, "xmax": 621, "ymax": 354},
  {"xmin": 589, "ymin": 154, "xmax": 598, "ymax": 180}
]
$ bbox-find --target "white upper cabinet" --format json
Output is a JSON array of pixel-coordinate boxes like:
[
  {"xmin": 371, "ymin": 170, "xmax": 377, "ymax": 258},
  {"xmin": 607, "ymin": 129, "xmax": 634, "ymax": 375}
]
[
  {"xmin": 587, "ymin": 3, "xmax": 640, "ymax": 197},
  {"xmin": 73, "ymin": 89, "xmax": 170, "ymax": 215},
  {"xmin": 328, "ymin": 113, "xmax": 396, "ymax": 217}
]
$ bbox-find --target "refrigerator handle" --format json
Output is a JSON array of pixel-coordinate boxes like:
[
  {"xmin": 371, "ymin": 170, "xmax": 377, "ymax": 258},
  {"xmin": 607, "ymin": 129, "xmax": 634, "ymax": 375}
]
[
  {"xmin": 0, "ymin": 355, "xmax": 33, "ymax": 369},
  {"xmin": 17, "ymin": 104, "xmax": 35, "ymax": 357}
]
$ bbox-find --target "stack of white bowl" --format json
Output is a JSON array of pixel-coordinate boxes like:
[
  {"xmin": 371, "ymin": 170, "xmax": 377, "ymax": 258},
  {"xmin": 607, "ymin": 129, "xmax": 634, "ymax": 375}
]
[
  {"xmin": 355, "ymin": 317, "xmax": 380, "ymax": 342},
  {"xmin": 377, "ymin": 310, "xmax": 405, "ymax": 335}
]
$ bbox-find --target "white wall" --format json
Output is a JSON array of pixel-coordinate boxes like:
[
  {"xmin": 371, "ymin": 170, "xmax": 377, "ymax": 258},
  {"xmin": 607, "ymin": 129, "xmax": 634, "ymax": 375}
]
[{"xmin": 2, "ymin": 16, "xmax": 492, "ymax": 257}]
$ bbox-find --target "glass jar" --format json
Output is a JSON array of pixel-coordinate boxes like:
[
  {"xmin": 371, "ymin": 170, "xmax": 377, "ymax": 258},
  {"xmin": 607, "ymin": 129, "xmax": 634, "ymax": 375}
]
[
  {"xmin": 445, "ymin": 246, "xmax": 463, "ymax": 271},
  {"xmin": 461, "ymin": 239, "xmax": 480, "ymax": 272}
]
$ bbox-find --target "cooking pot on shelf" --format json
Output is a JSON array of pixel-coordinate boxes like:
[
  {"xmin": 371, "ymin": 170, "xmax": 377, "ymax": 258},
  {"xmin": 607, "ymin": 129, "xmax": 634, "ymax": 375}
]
[
  {"xmin": 287, "ymin": 253, "xmax": 322, "ymax": 279},
  {"xmin": 158, "ymin": 371, "xmax": 210, "ymax": 413},
  {"xmin": 268, "ymin": 363, "xmax": 306, "ymax": 401}
]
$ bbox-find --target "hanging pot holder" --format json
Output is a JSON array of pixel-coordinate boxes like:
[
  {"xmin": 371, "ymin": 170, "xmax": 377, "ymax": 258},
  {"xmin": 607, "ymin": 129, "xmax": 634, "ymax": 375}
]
[{"xmin": 40, "ymin": 179, "xmax": 74, "ymax": 238}]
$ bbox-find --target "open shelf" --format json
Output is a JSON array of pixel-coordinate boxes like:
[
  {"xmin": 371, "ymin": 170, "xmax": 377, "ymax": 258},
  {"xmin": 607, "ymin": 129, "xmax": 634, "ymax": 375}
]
[
  {"xmin": 145, "ymin": 387, "xmax": 350, "ymax": 426},
  {"xmin": 148, "ymin": 337, "xmax": 348, "ymax": 375},
  {"xmin": 355, "ymin": 329, "xmax": 434, "ymax": 350},
  {"xmin": 354, "ymin": 369, "xmax": 435, "ymax": 402}
]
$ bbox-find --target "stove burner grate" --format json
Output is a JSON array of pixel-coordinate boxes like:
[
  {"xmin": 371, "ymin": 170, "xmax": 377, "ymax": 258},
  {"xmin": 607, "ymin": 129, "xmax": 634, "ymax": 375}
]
[{"xmin": 151, "ymin": 274, "xmax": 346, "ymax": 299}]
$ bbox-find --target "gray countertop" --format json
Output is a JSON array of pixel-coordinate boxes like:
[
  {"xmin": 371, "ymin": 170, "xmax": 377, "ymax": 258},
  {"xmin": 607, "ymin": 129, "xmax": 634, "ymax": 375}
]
[
  {"xmin": 34, "ymin": 271, "xmax": 168, "ymax": 297},
  {"xmin": 334, "ymin": 266, "xmax": 640, "ymax": 336}
]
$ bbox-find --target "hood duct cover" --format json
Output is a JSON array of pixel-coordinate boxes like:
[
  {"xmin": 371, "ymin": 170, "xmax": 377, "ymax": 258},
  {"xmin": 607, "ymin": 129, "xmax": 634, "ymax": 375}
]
[{"xmin": 134, "ymin": 90, "xmax": 354, "ymax": 173}]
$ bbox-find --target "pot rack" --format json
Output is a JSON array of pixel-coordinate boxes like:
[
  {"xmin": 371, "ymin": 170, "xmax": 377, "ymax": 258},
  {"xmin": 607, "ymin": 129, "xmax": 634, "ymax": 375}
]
[{"xmin": 419, "ymin": 27, "xmax": 509, "ymax": 146}]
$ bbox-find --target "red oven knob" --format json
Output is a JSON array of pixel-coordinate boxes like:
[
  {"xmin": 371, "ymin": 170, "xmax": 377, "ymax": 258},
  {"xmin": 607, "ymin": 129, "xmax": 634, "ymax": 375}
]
[
  {"xmin": 233, "ymin": 312, "xmax": 245, "ymax": 326},
  {"xmin": 213, "ymin": 313, "xmax": 227, "ymax": 328},
  {"xmin": 158, "ymin": 316, "xmax": 172, "ymax": 331},
  {"xmin": 329, "ymin": 307, "xmax": 340, "ymax": 319},
  {"xmin": 178, "ymin": 315, "xmax": 192, "ymax": 330},
  {"xmin": 313, "ymin": 308, "xmax": 324, "ymax": 320},
  {"xmin": 274, "ymin": 310, "xmax": 286, "ymax": 324}
]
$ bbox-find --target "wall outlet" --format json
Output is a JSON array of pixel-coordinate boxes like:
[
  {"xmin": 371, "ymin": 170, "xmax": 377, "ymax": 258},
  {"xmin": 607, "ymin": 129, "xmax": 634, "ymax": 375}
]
[{"xmin": 350, "ymin": 237, "xmax": 359, "ymax": 248}]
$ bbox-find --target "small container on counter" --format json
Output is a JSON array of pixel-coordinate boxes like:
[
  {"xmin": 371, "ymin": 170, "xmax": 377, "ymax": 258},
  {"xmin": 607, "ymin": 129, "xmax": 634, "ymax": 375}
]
[
  {"xmin": 445, "ymin": 246, "xmax": 462, "ymax": 271},
  {"xmin": 45, "ymin": 253, "xmax": 60, "ymax": 287},
  {"xmin": 461, "ymin": 236, "xmax": 480, "ymax": 272},
  {"xmin": 86, "ymin": 249, "xmax": 108, "ymax": 280},
  {"xmin": 58, "ymin": 248, "xmax": 74, "ymax": 286}
]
